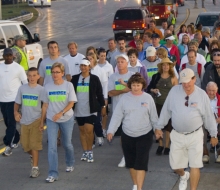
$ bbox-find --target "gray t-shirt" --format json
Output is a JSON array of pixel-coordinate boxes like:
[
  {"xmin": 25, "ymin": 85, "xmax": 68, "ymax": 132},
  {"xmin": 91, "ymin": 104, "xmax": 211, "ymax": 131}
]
[
  {"xmin": 74, "ymin": 75, "xmax": 96, "ymax": 117},
  {"xmin": 108, "ymin": 71, "xmax": 134, "ymax": 111},
  {"xmin": 15, "ymin": 84, "xmax": 44, "ymax": 125},
  {"xmin": 107, "ymin": 92, "xmax": 158, "ymax": 137},
  {"xmin": 39, "ymin": 56, "xmax": 70, "ymax": 85},
  {"xmin": 106, "ymin": 48, "xmax": 118, "ymax": 63},
  {"xmin": 42, "ymin": 81, "xmax": 77, "ymax": 122}
]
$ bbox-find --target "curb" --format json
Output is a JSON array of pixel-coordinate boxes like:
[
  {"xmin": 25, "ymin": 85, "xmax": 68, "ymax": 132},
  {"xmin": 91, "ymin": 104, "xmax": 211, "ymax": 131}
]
[{"xmin": 175, "ymin": 8, "xmax": 190, "ymax": 33}]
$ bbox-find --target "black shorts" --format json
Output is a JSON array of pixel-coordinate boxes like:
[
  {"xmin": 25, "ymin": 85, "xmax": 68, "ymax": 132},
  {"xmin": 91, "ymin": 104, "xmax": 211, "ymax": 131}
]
[
  {"xmin": 76, "ymin": 115, "xmax": 97, "ymax": 126},
  {"xmin": 121, "ymin": 130, "xmax": 153, "ymax": 171}
]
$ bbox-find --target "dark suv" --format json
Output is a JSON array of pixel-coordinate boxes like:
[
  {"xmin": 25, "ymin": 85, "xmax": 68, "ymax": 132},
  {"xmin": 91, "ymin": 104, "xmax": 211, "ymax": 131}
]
[{"xmin": 112, "ymin": 7, "xmax": 150, "ymax": 39}]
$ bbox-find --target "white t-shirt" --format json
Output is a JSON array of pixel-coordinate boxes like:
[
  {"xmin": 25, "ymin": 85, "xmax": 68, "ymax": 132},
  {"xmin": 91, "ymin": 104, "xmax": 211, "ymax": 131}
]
[
  {"xmin": 0, "ymin": 62, "xmax": 28, "ymax": 102},
  {"xmin": 180, "ymin": 53, "xmax": 206, "ymax": 67},
  {"xmin": 91, "ymin": 65, "xmax": 108, "ymax": 99},
  {"xmin": 64, "ymin": 53, "xmax": 85, "ymax": 76},
  {"xmin": 98, "ymin": 61, "xmax": 114, "ymax": 78}
]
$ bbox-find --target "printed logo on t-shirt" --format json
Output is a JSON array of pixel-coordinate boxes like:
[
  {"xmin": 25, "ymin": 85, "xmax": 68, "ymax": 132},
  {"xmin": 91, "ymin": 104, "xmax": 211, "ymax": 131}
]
[
  {"xmin": 141, "ymin": 102, "xmax": 148, "ymax": 107},
  {"xmin": 190, "ymin": 102, "xmax": 198, "ymax": 108},
  {"xmin": 46, "ymin": 65, "xmax": 52, "ymax": 75},
  {"xmin": 115, "ymin": 80, "xmax": 128, "ymax": 90},
  {"xmin": 22, "ymin": 94, "xmax": 39, "ymax": 107},
  {"xmin": 147, "ymin": 67, "xmax": 158, "ymax": 77},
  {"xmin": 77, "ymin": 83, "xmax": 89, "ymax": 92},
  {"xmin": 49, "ymin": 91, "xmax": 67, "ymax": 102}
]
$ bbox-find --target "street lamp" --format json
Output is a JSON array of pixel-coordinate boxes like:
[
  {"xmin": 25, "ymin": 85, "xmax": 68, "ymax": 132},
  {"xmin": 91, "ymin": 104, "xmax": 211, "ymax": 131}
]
[{"xmin": 194, "ymin": 0, "xmax": 198, "ymax": 8}]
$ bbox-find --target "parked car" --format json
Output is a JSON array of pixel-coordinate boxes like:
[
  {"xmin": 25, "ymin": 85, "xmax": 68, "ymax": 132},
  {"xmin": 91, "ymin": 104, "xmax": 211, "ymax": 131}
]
[
  {"xmin": 195, "ymin": 12, "xmax": 220, "ymax": 35},
  {"xmin": 112, "ymin": 7, "xmax": 151, "ymax": 39},
  {"xmin": 0, "ymin": 20, "xmax": 43, "ymax": 68}
]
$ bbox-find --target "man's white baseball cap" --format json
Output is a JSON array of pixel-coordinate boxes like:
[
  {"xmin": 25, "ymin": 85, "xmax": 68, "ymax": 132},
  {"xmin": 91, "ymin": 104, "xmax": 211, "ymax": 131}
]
[
  {"xmin": 146, "ymin": 46, "xmax": 156, "ymax": 57},
  {"xmin": 80, "ymin": 59, "xmax": 90, "ymax": 66},
  {"xmin": 179, "ymin": 68, "xmax": 195, "ymax": 83},
  {"xmin": 115, "ymin": 54, "xmax": 129, "ymax": 62}
]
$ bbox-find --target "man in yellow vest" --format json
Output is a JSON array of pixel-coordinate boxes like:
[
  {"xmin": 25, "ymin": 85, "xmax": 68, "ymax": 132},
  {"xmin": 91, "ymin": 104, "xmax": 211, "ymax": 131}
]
[{"xmin": 11, "ymin": 35, "xmax": 29, "ymax": 71}]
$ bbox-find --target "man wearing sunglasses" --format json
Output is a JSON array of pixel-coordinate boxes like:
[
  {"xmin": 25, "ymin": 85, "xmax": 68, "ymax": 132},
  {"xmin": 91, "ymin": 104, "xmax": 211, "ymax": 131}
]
[
  {"xmin": 155, "ymin": 68, "xmax": 218, "ymax": 190},
  {"xmin": 202, "ymin": 50, "xmax": 220, "ymax": 93}
]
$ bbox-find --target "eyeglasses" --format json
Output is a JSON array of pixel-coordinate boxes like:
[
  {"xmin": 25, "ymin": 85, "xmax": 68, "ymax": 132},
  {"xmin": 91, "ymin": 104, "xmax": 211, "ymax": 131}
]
[
  {"xmin": 185, "ymin": 96, "xmax": 189, "ymax": 107},
  {"xmin": 82, "ymin": 78, "xmax": 85, "ymax": 86},
  {"xmin": 51, "ymin": 71, "xmax": 61, "ymax": 74},
  {"xmin": 213, "ymin": 53, "xmax": 220, "ymax": 57}
]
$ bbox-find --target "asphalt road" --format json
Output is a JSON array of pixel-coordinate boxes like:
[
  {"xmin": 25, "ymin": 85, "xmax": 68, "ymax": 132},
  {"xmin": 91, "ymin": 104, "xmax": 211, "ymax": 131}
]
[{"xmin": 0, "ymin": 0, "xmax": 220, "ymax": 189}]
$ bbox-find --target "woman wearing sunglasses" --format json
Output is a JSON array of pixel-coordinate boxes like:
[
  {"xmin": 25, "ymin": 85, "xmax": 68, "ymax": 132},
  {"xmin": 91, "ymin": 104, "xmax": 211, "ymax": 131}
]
[{"xmin": 71, "ymin": 58, "xmax": 106, "ymax": 163}]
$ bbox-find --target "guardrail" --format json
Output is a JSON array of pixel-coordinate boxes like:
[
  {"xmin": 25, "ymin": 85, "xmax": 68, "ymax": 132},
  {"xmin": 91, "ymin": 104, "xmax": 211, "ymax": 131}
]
[{"xmin": 9, "ymin": 12, "xmax": 33, "ymax": 22}]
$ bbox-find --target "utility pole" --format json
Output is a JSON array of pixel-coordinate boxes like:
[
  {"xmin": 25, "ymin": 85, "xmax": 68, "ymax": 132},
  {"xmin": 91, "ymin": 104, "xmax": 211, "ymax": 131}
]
[
  {"xmin": 194, "ymin": 0, "xmax": 198, "ymax": 8},
  {"xmin": 202, "ymin": 0, "xmax": 205, "ymax": 8}
]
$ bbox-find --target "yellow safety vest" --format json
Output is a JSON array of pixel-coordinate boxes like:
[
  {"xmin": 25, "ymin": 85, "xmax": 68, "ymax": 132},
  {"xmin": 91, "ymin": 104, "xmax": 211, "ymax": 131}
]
[{"xmin": 13, "ymin": 46, "xmax": 29, "ymax": 71}]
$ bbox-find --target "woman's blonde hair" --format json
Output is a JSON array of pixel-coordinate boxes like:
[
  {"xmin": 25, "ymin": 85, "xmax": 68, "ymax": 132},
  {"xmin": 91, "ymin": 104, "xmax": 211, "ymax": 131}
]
[
  {"xmin": 86, "ymin": 46, "xmax": 97, "ymax": 56},
  {"xmin": 156, "ymin": 48, "xmax": 168, "ymax": 59},
  {"xmin": 181, "ymin": 34, "xmax": 190, "ymax": 44},
  {"xmin": 87, "ymin": 52, "xmax": 98, "ymax": 65},
  {"xmin": 51, "ymin": 62, "xmax": 65, "ymax": 73},
  {"xmin": 187, "ymin": 24, "xmax": 195, "ymax": 34},
  {"xmin": 157, "ymin": 61, "xmax": 175, "ymax": 78}
]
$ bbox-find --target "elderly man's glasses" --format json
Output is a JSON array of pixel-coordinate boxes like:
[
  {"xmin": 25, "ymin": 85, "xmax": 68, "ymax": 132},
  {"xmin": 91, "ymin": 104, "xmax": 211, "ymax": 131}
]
[{"xmin": 185, "ymin": 96, "xmax": 189, "ymax": 107}]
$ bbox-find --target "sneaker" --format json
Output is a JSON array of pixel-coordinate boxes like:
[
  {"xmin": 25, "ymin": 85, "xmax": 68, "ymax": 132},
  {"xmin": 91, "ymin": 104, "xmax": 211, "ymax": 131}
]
[
  {"xmin": 30, "ymin": 167, "xmax": 40, "ymax": 178},
  {"xmin": 81, "ymin": 151, "xmax": 88, "ymax": 161},
  {"xmin": 45, "ymin": 176, "xmax": 58, "ymax": 183},
  {"xmin": 2, "ymin": 146, "xmax": 12, "ymax": 156},
  {"xmin": 92, "ymin": 144, "xmax": 96, "ymax": 149},
  {"xmin": 164, "ymin": 148, "xmax": 170, "ymax": 155},
  {"xmin": 156, "ymin": 146, "xmax": 164, "ymax": 155},
  {"xmin": 202, "ymin": 155, "xmax": 209, "ymax": 163},
  {"xmin": 118, "ymin": 156, "xmax": 125, "ymax": 167},
  {"xmin": 103, "ymin": 129, "xmax": 107, "ymax": 138},
  {"xmin": 66, "ymin": 166, "xmax": 74, "ymax": 172},
  {"xmin": 11, "ymin": 144, "xmax": 18, "ymax": 149},
  {"xmin": 30, "ymin": 155, "xmax": 33, "ymax": 167},
  {"xmin": 97, "ymin": 137, "xmax": 104, "ymax": 146},
  {"xmin": 87, "ymin": 151, "xmax": 94, "ymax": 163},
  {"xmin": 132, "ymin": 185, "xmax": 137, "ymax": 190},
  {"xmin": 179, "ymin": 171, "xmax": 190, "ymax": 190},
  {"xmin": 216, "ymin": 155, "xmax": 220, "ymax": 163}
]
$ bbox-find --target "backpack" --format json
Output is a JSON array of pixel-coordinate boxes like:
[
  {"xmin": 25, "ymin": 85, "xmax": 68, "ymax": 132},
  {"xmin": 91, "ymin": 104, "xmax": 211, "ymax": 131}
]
[{"xmin": 181, "ymin": 63, "xmax": 202, "ymax": 78}]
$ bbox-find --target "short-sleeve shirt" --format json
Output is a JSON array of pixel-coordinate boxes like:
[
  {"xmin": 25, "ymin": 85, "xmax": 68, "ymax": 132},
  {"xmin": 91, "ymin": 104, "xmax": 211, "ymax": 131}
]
[
  {"xmin": 39, "ymin": 56, "xmax": 70, "ymax": 85},
  {"xmin": 15, "ymin": 84, "xmax": 44, "ymax": 125},
  {"xmin": 108, "ymin": 71, "xmax": 134, "ymax": 111},
  {"xmin": 74, "ymin": 75, "xmax": 96, "ymax": 117},
  {"xmin": 42, "ymin": 81, "xmax": 77, "ymax": 122}
]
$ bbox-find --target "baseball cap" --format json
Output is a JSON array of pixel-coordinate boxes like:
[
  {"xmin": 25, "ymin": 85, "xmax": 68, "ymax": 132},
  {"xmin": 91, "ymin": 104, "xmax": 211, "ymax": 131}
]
[
  {"xmin": 179, "ymin": 68, "xmax": 195, "ymax": 83},
  {"xmin": 202, "ymin": 27, "xmax": 210, "ymax": 34},
  {"xmin": 80, "ymin": 59, "xmax": 90, "ymax": 66},
  {"xmin": 133, "ymin": 30, "xmax": 140, "ymax": 37},
  {"xmin": 151, "ymin": 33, "xmax": 160, "ymax": 38},
  {"xmin": 14, "ymin": 35, "xmax": 27, "ymax": 41},
  {"xmin": 115, "ymin": 54, "xmax": 129, "ymax": 62},
  {"xmin": 146, "ymin": 46, "xmax": 156, "ymax": 57},
  {"xmin": 3, "ymin": 48, "xmax": 13, "ymax": 56}
]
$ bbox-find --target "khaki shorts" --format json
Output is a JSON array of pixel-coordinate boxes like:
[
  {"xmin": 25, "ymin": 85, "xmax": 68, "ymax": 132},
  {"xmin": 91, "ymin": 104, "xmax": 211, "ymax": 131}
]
[
  {"xmin": 20, "ymin": 119, "xmax": 43, "ymax": 152},
  {"xmin": 169, "ymin": 127, "xmax": 203, "ymax": 169}
]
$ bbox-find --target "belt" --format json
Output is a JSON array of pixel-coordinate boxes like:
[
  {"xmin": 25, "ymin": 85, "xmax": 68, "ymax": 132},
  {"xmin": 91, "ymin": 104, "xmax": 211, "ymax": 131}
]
[{"xmin": 174, "ymin": 126, "xmax": 201, "ymax": 135}]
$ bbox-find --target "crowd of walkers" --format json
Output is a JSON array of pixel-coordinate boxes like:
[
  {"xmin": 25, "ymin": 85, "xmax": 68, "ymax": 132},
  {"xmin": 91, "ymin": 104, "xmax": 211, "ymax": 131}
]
[{"xmin": 0, "ymin": 15, "xmax": 220, "ymax": 190}]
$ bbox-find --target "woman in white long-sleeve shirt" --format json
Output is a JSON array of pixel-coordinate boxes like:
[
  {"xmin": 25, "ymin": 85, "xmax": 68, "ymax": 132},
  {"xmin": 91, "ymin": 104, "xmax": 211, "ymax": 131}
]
[{"xmin": 107, "ymin": 73, "xmax": 158, "ymax": 190}]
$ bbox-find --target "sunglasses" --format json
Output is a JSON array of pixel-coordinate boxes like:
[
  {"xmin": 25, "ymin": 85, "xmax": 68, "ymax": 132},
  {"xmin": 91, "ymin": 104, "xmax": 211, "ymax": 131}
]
[
  {"xmin": 213, "ymin": 53, "xmax": 220, "ymax": 56},
  {"xmin": 82, "ymin": 78, "xmax": 85, "ymax": 86},
  {"xmin": 185, "ymin": 96, "xmax": 189, "ymax": 107}
]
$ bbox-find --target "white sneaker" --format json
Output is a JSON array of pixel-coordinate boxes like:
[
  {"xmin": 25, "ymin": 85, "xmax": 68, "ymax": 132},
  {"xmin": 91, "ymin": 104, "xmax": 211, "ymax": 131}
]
[
  {"xmin": 2, "ymin": 146, "xmax": 12, "ymax": 156},
  {"xmin": 179, "ymin": 171, "xmax": 190, "ymax": 190},
  {"xmin": 66, "ymin": 166, "xmax": 74, "ymax": 172},
  {"xmin": 216, "ymin": 155, "xmax": 220, "ymax": 163},
  {"xmin": 132, "ymin": 185, "xmax": 137, "ymax": 190},
  {"xmin": 202, "ymin": 155, "xmax": 209, "ymax": 163},
  {"xmin": 97, "ymin": 137, "xmax": 104, "ymax": 146},
  {"xmin": 11, "ymin": 144, "xmax": 18, "ymax": 149},
  {"xmin": 118, "ymin": 156, "xmax": 125, "ymax": 167}
]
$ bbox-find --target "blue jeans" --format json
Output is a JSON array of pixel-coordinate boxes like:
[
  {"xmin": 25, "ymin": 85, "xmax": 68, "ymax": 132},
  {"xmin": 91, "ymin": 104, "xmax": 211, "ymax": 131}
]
[
  {"xmin": 0, "ymin": 102, "xmax": 20, "ymax": 146},
  {"xmin": 46, "ymin": 116, "xmax": 74, "ymax": 178}
]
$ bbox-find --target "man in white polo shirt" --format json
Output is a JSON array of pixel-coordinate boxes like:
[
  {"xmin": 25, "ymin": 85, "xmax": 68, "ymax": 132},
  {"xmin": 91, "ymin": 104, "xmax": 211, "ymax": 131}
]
[
  {"xmin": 155, "ymin": 68, "xmax": 218, "ymax": 190},
  {"xmin": 0, "ymin": 48, "xmax": 28, "ymax": 156},
  {"xmin": 64, "ymin": 42, "xmax": 85, "ymax": 76}
]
